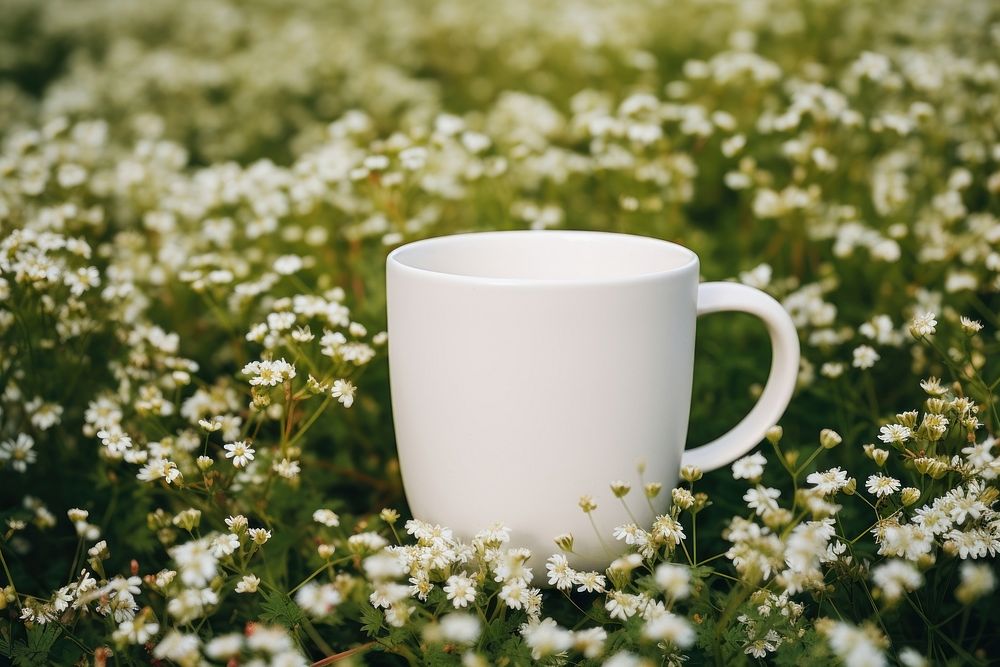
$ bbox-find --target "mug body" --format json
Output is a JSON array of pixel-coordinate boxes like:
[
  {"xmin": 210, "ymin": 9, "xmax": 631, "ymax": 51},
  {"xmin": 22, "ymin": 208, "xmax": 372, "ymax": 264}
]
[{"xmin": 387, "ymin": 230, "xmax": 699, "ymax": 571}]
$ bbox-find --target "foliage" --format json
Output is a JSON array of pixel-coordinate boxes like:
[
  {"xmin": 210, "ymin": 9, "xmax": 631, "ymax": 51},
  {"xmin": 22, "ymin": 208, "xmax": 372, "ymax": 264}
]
[{"xmin": 0, "ymin": 0, "xmax": 999, "ymax": 665}]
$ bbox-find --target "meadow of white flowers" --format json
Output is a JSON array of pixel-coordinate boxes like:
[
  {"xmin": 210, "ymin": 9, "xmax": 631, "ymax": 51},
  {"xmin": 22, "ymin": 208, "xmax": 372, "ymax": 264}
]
[{"xmin": 1, "ymin": 0, "xmax": 999, "ymax": 664}]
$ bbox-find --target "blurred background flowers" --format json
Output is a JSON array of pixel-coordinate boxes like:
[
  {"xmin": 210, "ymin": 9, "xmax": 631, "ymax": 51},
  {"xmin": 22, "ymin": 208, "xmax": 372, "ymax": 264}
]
[{"xmin": 0, "ymin": 0, "xmax": 998, "ymax": 664}]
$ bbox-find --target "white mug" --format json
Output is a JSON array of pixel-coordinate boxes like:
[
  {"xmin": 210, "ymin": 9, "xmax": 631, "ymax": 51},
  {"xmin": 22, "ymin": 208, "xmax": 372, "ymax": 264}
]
[{"xmin": 386, "ymin": 230, "xmax": 799, "ymax": 571}]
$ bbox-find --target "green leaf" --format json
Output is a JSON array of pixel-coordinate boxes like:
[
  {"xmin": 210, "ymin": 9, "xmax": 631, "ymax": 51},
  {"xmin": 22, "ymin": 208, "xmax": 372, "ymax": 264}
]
[
  {"xmin": 360, "ymin": 602, "xmax": 383, "ymax": 638},
  {"xmin": 11, "ymin": 625, "xmax": 62, "ymax": 667},
  {"xmin": 259, "ymin": 590, "xmax": 306, "ymax": 630}
]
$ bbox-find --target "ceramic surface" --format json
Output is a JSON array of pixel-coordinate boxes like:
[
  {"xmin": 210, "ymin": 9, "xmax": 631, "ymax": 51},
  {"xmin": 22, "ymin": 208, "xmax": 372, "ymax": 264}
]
[{"xmin": 387, "ymin": 230, "xmax": 799, "ymax": 571}]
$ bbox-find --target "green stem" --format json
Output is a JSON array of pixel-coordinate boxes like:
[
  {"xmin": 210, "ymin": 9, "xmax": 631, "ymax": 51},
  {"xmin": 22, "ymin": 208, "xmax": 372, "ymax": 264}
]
[
  {"xmin": 285, "ymin": 396, "xmax": 334, "ymax": 450},
  {"xmin": 0, "ymin": 545, "xmax": 19, "ymax": 604}
]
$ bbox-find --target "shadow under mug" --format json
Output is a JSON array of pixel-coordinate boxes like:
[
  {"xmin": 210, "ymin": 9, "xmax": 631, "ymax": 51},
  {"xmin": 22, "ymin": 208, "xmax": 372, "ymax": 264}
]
[{"xmin": 386, "ymin": 230, "xmax": 799, "ymax": 571}]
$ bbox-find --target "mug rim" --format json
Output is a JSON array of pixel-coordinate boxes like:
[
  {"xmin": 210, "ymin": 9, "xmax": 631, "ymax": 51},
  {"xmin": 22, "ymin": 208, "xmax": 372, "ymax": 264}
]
[{"xmin": 386, "ymin": 229, "xmax": 699, "ymax": 286}]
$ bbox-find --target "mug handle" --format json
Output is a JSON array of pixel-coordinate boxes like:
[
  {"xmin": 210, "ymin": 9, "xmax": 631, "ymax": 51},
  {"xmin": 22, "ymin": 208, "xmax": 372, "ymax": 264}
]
[{"xmin": 680, "ymin": 282, "xmax": 800, "ymax": 472}]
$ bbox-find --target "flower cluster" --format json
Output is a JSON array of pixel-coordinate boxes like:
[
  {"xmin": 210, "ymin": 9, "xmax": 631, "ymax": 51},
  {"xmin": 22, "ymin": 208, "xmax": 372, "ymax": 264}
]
[{"xmin": 1, "ymin": 0, "xmax": 998, "ymax": 663}]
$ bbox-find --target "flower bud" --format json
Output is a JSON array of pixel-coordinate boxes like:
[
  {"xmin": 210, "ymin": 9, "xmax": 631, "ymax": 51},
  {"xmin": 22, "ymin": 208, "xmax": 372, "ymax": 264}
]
[
  {"xmin": 172, "ymin": 508, "xmax": 202, "ymax": 532},
  {"xmin": 895, "ymin": 411, "xmax": 918, "ymax": 428},
  {"xmin": 251, "ymin": 387, "xmax": 271, "ymax": 408},
  {"xmin": 928, "ymin": 460, "xmax": 949, "ymax": 479},
  {"xmin": 610, "ymin": 480, "xmax": 631, "ymax": 498},
  {"xmin": 671, "ymin": 488, "xmax": 694, "ymax": 510},
  {"xmin": 872, "ymin": 448, "xmax": 889, "ymax": 466},
  {"xmin": 900, "ymin": 487, "xmax": 921, "ymax": 506},
  {"xmin": 380, "ymin": 508, "xmax": 400, "ymax": 524},
  {"xmin": 147, "ymin": 509, "xmax": 171, "ymax": 530},
  {"xmin": 645, "ymin": 482, "xmax": 663, "ymax": 499},
  {"xmin": 67, "ymin": 508, "xmax": 89, "ymax": 523},
  {"xmin": 820, "ymin": 429, "xmax": 842, "ymax": 449},
  {"xmin": 554, "ymin": 533, "xmax": 575, "ymax": 553},
  {"xmin": 609, "ymin": 553, "xmax": 643, "ymax": 573},
  {"xmin": 578, "ymin": 496, "xmax": 597, "ymax": 513},
  {"xmin": 762, "ymin": 508, "xmax": 792, "ymax": 530},
  {"xmin": 960, "ymin": 317, "xmax": 983, "ymax": 336},
  {"xmin": 318, "ymin": 543, "xmax": 336, "ymax": 559},
  {"xmin": 198, "ymin": 418, "xmax": 222, "ymax": 432},
  {"xmin": 196, "ymin": 455, "xmax": 213, "ymax": 470},
  {"xmin": 680, "ymin": 465, "xmax": 702, "ymax": 483},
  {"xmin": 765, "ymin": 425, "xmax": 783, "ymax": 445},
  {"xmin": 981, "ymin": 486, "xmax": 1000, "ymax": 505},
  {"xmin": 842, "ymin": 478, "xmax": 857, "ymax": 495},
  {"xmin": 925, "ymin": 398, "xmax": 947, "ymax": 414}
]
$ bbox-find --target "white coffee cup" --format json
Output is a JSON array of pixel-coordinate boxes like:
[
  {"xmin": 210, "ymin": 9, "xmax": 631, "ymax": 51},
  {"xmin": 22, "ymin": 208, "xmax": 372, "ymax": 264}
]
[{"xmin": 386, "ymin": 230, "xmax": 799, "ymax": 570}]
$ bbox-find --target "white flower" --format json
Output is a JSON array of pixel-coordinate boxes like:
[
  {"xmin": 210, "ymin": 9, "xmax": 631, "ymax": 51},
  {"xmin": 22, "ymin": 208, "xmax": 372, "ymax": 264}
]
[
  {"xmin": 807, "ymin": 467, "xmax": 849, "ymax": 495},
  {"xmin": 273, "ymin": 458, "xmax": 301, "ymax": 479},
  {"xmin": 295, "ymin": 582, "xmax": 342, "ymax": 617},
  {"xmin": 731, "ymin": 452, "xmax": 767, "ymax": 480},
  {"xmin": 312, "ymin": 509, "xmax": 341, "ymax": 527},
  {"xmin": 243, "ymin": 358, "xmax": 296, "ymax": 386},
  {"xmin": 137, "ymin": 459, "xmax": 181, "ymax": 484},
  {"xmin": 443, "ymin": 573, "xmax": 477, "ymax": 608},
  {"xmin": 575, "ymin": 570, "xmax": 607, "ymax": 593},
  {"xmin": 364, "ymin": 552, "xmax": 407, "ymax": 581},
  {"xmin": 235, "ymin": 575, "xmax": 260, "ymax": 593},
  {"xmin": 821, "ymin": 362, "xmax": 845, "ymax": 378},
  {"xmin": 167, "ymin": 588, "xmax": 218, "ymax": 623},
  {"xmin": 97, "ymin": 426, "xmax": 132, "ymax": 455},
  {"xmin": 852, "ymin": 345, "xmax": 880, "ymax": 369},
  {"xmin": 439, "ymin": 613, "xmax": 481, "ymax": 644},
  {"xmin": 205, "ymin": 634, "xmax": 244, "ymax": 659},
  {"xmin": 246, "ymin": 625, "xmax": 295, "ymax": 653},
  {"xmin": 871, "ymin": 559, "xmax": 922, "ymax": 601},
  {"xmin": 605, "ymin": 592, "xmax": 639, "ymax": 621},
  {"xmin": 522, "ymin": 617, "xmax": 573, "ymax": 659},
  {"xmin": 492, "ymin": 548, "xmax": 533, "ymax": 584},
  {"xmin": 113, "ymin": 618, "xmax": 159, "ymax": 645},
  {"xmin": 823, "ymin": 621, "xmax": 887, "ymax": 667},
  {"xmin": 331, "ymin": 379, "xmax": 357, "ymax": 408},
  {"xmin": 651, "ymin": 514, "xmax": 686, "ymax": 545},
  {"xmin": 642, "ymin": 611, "xmax": 695, "ymax": 647},
  {"xmin": 956, "ymin": 562, "xmax": 996, "ymax": 602},
  {"xmin": 223, "ymin": 440, "xmax": 255, "ymax": 468},
  {"xmin": 248, "ymin": 528, "xmax": 271, "ymax": 545},
  {"xmin": 603, "ymin": 652, "xmax": 644, "ymax": 667},
  {"xmin": 152, "ymin": 631, "xmax": 200, "ymax": 663},
  {"xmin": 572, "ymin": 626, "xmax": 607, "ymax": 658},
  {"xmin": 171, "ymin": 539, "xmax": 218, "ymax": 587},
  {"xmin": 960, "ymin": 316, "xmax": 983, "ymax": 335},
  {"xmin": 745, "ymin": 630, "xmax": 781, "ymax": 658},
  {"xmin": 226, "ymin": 515, "xmax": 249, "ymax": 533},
  {"xmin": 0, "ymin": 434, "xmax": 36, "ymax": 472},
  {"xmin": 743, "ymin": 485, "xmax": 781, "ymax": 516},
  {"xmin": 654, "ymin": 563, "xmax": 691, "ymax": 599},
  {"xmin": 899, "ymin": 647, "xmax": 929, "ymax": 667},
  {"xmin": 919, "ymin": 377, "xmax": 948, "ymax": 396},
  {"xmin": 545, "ymin": 554, "xmax": 576, "ymax": 590},
  {"xmin": 909, "ymin": 312, "xmax": 937, "ymax": 337},
  {"xmin": 866, "ymin": 474, "xmax": 901, "ymax": 498},
  {"xmin": 344, "ymin": 533, "xmax": 387, "ymax": 557},
  {"xmin": 499, "ymin": 579, "xmax": 528, "ymax": 610},
  {"xmin": 612, "ymin": 523, "xmax": 648, "ymax": 546},
  {"xmin": 210, "ymin": 533, "xmax": 240, "ymax": 558},
  {"xmin": 878, "ymin": 424, "xmax": 912, "ymax": 444},
  {"xmin": 274, "ymin": 255, "xmax": 304, "ymax": 275}
]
